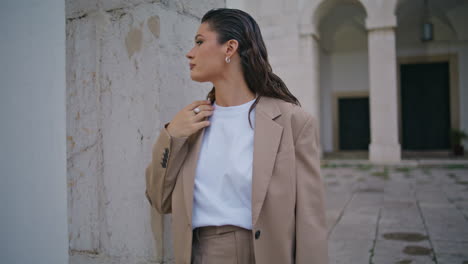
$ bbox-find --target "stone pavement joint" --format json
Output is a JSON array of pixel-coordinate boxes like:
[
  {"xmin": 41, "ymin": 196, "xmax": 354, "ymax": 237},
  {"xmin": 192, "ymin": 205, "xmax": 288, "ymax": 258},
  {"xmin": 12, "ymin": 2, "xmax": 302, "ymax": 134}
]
[
  {"xmin": 368, "ymin": 208, "xmax": 382, "ymax": 264},
  {"xmin": 323, "ymin": 162, "xmax": 468, "ymax": 264}
]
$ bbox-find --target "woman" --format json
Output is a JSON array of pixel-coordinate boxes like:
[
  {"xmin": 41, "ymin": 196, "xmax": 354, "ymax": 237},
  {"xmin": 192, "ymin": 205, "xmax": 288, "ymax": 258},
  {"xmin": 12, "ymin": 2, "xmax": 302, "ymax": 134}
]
[{"xmin": 145, "ymin": 8, "xmax": 328, "ymax": 264}]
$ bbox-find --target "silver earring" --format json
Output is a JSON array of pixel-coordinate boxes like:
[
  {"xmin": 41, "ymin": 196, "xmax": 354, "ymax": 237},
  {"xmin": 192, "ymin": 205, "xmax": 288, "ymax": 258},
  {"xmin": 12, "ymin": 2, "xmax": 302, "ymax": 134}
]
[{"xmin": 225, "ymin": 56, "xmax": 231, "ymax": 63}]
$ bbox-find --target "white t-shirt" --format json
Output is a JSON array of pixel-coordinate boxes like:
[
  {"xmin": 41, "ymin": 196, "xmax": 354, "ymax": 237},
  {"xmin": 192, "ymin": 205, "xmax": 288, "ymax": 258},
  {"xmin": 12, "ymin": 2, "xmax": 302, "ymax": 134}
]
[{"xmin": 192, "ymin": 97, "xmax": 256, "ymax": 230}]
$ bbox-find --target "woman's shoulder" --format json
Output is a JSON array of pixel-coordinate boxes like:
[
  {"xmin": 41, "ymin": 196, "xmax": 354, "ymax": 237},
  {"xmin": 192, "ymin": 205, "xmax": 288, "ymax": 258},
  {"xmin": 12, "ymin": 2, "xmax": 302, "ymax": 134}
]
[
  {"xmin": 269, "ymin": 97, "xmax": 317, "ymax": 128},
  {"xmin": 264, "ymin": 97, "xmax": 319, "ymax": 146}
]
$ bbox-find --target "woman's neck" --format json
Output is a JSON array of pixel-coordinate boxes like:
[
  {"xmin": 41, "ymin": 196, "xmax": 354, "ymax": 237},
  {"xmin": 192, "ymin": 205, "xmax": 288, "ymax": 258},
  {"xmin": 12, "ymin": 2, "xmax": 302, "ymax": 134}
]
[{"xmin": 212, "ymin": 72, "xmax": 256, "ymax": 107}]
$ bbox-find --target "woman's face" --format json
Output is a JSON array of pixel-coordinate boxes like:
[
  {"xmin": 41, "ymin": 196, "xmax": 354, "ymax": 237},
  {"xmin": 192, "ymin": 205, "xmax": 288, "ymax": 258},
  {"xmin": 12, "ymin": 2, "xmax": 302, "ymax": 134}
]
[{"xmin": 185, "ymin": 22, "xmax": 227, "ymax": 82}]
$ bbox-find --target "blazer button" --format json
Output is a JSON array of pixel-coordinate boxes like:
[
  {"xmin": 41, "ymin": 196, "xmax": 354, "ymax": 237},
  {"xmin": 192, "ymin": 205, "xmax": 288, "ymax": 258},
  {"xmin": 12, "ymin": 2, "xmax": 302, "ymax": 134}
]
[{"xmin": 255, "ymin": 230, "xmax": 261, "ymax": 239}]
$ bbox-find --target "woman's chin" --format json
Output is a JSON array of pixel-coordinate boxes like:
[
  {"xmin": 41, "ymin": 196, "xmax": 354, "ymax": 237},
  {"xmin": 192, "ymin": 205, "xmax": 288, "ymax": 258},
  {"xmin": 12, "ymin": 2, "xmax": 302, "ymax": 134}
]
[{"xmin": 190, "ymin": 72, "xmax": 207, "ymax": 82}]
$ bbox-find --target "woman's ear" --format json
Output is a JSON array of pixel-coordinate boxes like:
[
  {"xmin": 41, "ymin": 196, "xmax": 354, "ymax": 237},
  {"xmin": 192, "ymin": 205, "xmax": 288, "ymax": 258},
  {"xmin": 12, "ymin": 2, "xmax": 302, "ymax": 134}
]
[{"xmin": 225, "ymin": 39, "xmax": 239, "ymax": 57}]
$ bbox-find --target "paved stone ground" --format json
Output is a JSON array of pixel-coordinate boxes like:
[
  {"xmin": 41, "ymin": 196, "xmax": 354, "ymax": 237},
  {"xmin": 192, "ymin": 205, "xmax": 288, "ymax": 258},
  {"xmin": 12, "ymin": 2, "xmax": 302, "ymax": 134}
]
[
  {"xmin": 70, "ymin": 160, "xmax": 468, "ymax": 264},
  {"xmin": 322, "ymin": 161, "xmax": 468, "ymax": 264}
]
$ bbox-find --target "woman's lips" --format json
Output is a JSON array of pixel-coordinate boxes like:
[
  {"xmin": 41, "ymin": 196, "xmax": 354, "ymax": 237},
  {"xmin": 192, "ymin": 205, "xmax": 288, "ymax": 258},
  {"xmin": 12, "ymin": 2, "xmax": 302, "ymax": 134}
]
[{"xmin": 190, "ymin": 64, "xmax": 195, "ymax": 70}]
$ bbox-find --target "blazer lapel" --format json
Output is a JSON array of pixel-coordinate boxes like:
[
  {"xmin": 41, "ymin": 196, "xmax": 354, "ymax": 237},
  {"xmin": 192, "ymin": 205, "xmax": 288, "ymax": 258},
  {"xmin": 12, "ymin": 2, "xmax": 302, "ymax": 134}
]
[
  {"xmin": 182, "ymin": 96, "xmax": 283, "ymax": 227},
  {"xmin": 251, "ymin": 96, "xmax": 283, "ymax": 226}
]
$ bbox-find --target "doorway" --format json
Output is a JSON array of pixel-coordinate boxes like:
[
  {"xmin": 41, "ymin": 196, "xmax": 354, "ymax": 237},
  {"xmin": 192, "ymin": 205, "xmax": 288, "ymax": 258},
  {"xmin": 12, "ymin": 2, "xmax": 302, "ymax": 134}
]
[
  {"xmin": 400, "ymin": 62, "xmax": 451, "ymax": 150},
  {"xmin": 337, "ymin": 96, "xmax": 370, "ymax": 150}
]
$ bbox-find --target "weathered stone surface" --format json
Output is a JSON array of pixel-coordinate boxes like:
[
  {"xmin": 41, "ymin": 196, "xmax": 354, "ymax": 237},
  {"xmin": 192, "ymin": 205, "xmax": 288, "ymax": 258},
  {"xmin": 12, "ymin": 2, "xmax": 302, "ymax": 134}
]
[
  {"xmin": 67, "ymin": 0, "xmax": 223, "ymax": 263},
  {"xmin": 418, "ymin": 203, "xmax": 468, "ymax": 242},
  {"xmin": 373, "ymin": 239, "xmax": 435, "ymax": 264},
  {"xmin": 328, "ymin": 238, "xmax": 374, "ymax": 264},
  {"xmin": 66, "ymin": 0, "xmax": 224, "ymax": 20},
  {"xmin": 323, "ymin": 163, "xmax": 468, "ymax": 264},
  {"xmin": 67, "ymin": 14, "xmax": 102, "ymax": 254}
]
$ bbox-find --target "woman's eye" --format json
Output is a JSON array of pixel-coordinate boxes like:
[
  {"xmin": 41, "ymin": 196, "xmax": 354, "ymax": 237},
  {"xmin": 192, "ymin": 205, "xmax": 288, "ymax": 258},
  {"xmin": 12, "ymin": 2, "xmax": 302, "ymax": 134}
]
[{"xmin": 196, "ymin": 40, "xmax": 203, "ymax": 45}]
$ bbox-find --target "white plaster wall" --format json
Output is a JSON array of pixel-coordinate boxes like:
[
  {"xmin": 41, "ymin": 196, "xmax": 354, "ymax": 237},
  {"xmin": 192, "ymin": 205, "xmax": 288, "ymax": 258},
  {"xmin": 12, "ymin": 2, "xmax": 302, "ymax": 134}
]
[
  {"xmin": 0, "ymin": 1, "xmax": 68, "ymax": 263},
  {"xmin": 247, "ymin": 0, "xmax": 322, "ymax": 119},
  {"xmin": 66, "ymin": 0, "xmax": 224, "ymax": 262},
  {"xmin": 320, "ymin": 51, "xmax": 369, "ymax": 152},
  {"xmin": 327, "ymin": 51, "xmax": 369, "ymax": 93},
  {"xmin": 226, "ymin": 0, "xmax": 245, "ymax": 9}
]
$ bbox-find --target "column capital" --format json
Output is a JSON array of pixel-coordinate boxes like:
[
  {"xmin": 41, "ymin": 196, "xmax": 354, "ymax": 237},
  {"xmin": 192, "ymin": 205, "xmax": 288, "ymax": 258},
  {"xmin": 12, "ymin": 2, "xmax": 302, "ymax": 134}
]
[
  {"xmin": 365, "ymin": 15, "xmax": 397, "ymax": 31},
  {"xmin": 298, "ymin": 23, "xmax": 320, "ymax": 41},
  {"xmin": 367, "ymin": 25, "xmax": 396, "ymax": 33}
]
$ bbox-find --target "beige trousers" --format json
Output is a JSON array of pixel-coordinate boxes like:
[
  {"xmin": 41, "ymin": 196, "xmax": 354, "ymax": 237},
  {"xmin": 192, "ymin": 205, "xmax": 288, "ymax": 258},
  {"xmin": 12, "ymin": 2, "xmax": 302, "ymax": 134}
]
[{"xmin": 191, "ymin": 225, "xmax": 256, "ymax": 264}]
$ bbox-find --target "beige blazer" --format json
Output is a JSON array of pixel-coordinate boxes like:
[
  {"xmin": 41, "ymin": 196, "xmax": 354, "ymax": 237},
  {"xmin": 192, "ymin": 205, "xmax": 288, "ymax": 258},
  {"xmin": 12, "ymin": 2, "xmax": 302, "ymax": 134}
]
[{"xmin": 145, "ymin": 96, "xmax": 329, "ymax": 264}]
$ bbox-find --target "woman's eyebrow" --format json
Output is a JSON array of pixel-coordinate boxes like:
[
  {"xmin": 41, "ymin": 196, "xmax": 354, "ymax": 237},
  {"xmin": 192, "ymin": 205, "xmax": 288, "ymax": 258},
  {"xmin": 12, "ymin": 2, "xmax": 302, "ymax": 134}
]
[{"xmin": 194, "ymin": 34, "xmax": 204, "ymax": 40}]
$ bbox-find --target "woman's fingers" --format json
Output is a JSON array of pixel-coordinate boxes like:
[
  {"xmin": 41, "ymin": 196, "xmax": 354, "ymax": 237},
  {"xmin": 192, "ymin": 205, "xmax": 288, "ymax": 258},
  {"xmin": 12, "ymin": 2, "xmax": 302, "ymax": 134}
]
[
  {"xmin": 186, "ymin": 100, "xmax": 212, "ymax": 111},
  {"xmin": 192, "ymin": 104, "xmax": 213, "ymax": 113},
  {"xmin": 192, "ymin": 120, "xmax": 211, "ymax": 131},
  {"xmin": 189, "ymin": 103, "xmax": 214, "ymax": 123},
  {"xmin": 168, "ymin": 100, "xmax": 213, "ymax": 138},
  {"xmin": 193, "ymin": 109, "xmax": 214, "ymax": 122}
]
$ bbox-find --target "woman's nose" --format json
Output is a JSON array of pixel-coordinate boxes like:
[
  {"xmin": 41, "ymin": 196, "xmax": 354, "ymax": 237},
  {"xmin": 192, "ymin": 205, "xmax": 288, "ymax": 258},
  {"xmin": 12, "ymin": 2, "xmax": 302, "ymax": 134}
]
[{"xmin": 186, "ymin": 49, "xmax": 194, "ymax": 60}]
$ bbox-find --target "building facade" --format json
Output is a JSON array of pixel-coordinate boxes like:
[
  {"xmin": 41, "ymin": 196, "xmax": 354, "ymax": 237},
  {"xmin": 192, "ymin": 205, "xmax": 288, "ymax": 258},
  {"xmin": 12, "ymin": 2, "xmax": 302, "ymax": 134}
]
[{"xmin": 234, "ymin": 0, "xmax": 468, "ymax": 163}]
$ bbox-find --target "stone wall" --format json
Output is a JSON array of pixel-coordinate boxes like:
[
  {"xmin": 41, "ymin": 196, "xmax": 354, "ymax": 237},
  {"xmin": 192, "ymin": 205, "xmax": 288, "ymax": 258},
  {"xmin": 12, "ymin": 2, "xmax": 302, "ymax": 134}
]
[{"xmin": 66, "ymin": 0, "xmax": 224, "ymax": 262}]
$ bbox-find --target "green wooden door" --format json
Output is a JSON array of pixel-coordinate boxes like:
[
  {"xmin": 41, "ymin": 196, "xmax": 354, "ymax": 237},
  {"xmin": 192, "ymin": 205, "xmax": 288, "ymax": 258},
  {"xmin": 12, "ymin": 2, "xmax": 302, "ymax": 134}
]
[
  {"xmin": 338, "ymin": 97, "xmax": 370, "ymax": 150},
  {"xmin": 400, "ymin": 62, "xmax": 450, "ymax": 150}
]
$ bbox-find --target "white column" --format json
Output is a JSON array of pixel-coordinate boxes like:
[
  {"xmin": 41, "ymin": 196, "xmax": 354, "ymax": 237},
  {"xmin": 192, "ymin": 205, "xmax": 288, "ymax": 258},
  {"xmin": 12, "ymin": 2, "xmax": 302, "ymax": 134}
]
[
  {"xmin": 0, "ymin": 1, "xmax": 68, "ymax": 263},
  {"xmin": 298, "ymin": 28, "xmax": 321, "ymax": 120},
  {"xmin": 367, "ymin": 26, "xmax": 401, "ymax": 163},
  {"xmin": 299, "ymin": 28, "xmax": 322, "ymax": 156}
]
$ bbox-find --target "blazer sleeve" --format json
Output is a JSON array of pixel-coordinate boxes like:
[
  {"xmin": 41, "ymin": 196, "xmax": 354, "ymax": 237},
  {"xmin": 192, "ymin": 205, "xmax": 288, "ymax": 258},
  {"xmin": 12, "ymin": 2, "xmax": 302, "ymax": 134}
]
[
  {"xmin": 294, "ymin": 115, "xmax": 329, "ymax": 264},
  {"xmin": 145, "ymin": 122, "xmax": 190, "ymax": 214}
]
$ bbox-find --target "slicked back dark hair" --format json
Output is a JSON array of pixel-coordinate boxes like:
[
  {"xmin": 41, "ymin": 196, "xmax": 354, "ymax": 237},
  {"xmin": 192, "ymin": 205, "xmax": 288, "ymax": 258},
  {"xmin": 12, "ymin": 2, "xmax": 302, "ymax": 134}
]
[{"xmin": 201, "ymin": 8, "xmax": 301, "ymax": 128}]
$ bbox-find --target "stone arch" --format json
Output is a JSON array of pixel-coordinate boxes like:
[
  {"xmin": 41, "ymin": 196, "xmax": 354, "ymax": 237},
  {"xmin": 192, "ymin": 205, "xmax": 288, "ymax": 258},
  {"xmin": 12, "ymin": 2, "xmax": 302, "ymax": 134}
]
[{"xmin": 300, "ymin": 0, "xmax": 368, "ymax": 35}]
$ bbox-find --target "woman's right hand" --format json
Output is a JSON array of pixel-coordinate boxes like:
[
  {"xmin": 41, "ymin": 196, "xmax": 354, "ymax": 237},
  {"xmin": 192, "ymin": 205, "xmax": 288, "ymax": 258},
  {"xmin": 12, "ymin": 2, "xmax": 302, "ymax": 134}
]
[{"xmin": 166, "ymin": 100, "xmax": 214, "ymax": 138}]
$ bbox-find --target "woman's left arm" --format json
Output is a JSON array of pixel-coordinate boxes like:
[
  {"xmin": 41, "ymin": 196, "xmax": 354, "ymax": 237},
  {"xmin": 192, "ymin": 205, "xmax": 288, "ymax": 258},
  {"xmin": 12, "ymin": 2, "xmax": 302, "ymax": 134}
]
[{"xmin": 294, "ymin": 114, "xmax": 329, "ymax": 264}]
